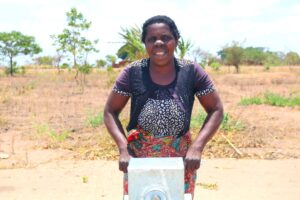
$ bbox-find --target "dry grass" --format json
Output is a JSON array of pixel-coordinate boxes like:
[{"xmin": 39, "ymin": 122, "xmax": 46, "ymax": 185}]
[{"xmin": 0, "ymin": 66, "xmax": 300, "ymax": 168}]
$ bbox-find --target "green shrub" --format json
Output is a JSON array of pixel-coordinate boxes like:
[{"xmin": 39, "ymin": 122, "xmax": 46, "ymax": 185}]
[
  {"xmin": 210, "ymin": 61, "xmax": 221, "ymax": 71},
  {"xmin": 239, "ymin": 97, "xmax": 263, "ymax": 105},
  {"xmin": 239, "ymin": 92, "xmax": 300, "ymax": 107},
  {"xmin": 86, "ymin": 111, "xmax": 104, "ymax": 128},
  {"xmin": 34, "ymin": 123, "xmax": 70, "ymax": 142},
  {"xmin": 191, "ymin": 110, "xmax": 244, "ymax": 132}
]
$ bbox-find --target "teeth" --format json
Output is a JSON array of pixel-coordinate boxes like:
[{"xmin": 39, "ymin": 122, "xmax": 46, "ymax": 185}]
[{"xmin": 155, "ymin": 52, "xmax": 165, "ymax": 55}]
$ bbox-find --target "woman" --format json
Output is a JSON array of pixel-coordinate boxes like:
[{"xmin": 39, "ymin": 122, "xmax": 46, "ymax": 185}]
[{"xmin": 104, "ymin": 15, "xmax": 223, "ymax": 198}]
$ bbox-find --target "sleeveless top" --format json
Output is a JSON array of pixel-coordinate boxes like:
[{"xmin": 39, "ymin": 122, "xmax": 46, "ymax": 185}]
[{"xmin": 113, "ymin": 58, "xmax": 215, "ymax": 138}]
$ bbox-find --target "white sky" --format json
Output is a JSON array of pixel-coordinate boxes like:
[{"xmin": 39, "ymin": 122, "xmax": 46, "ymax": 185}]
[{"xmin": 0, "ymin": 0, "xmax": 300, "ymax": 65}]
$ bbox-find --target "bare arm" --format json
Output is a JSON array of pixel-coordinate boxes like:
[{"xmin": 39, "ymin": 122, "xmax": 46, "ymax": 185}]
[
  {"xmin": 104, "ymin": 91, "xmax": 130, "ymax": 172},
  {"xmin": 185, "ymin": 91, "xmax": 224, "ymax": 171}
]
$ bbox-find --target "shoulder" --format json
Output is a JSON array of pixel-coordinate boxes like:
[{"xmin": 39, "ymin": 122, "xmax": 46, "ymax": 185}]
[
  {"xmin": 175, "ymin": 58, "xmax": 198, "ymax": 76},
  {"xmin": 175, "ymin": 58, "xmax": 194, "ymax": 69},
  {"xmin": 126, "ymin": 58, "xmax": 149, "ymax": 69}
]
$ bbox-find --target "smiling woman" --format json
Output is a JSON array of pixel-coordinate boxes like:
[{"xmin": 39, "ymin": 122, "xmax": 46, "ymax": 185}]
[{"xmin": 104, "ymin": 15, "xmax": 224, "ymax": 199}]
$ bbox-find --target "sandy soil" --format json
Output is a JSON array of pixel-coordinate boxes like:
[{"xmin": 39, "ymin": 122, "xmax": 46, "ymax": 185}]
[{"xmin": 0, "ymin": 159, "xmax": 299, "ymax": 200}]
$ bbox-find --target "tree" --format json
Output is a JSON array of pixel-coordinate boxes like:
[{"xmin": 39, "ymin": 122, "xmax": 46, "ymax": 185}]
[
  {"xmin": 105, "ymin": 54, "xmax": 117, "ymax": 67},
  {"xmin": 284, "ymin": 51, "xmax": 300, "ymax": 66},
  {"xmin": 219, "ymin": 41, "xmax": 244, "ymax": 73},
  {"xmin": 242, "ymin": 47, "xmax": 265, "ymax": 65},
  {"xmin": 0, "ymin": 31, "xmax": 42, "ymax": 76},
  {"xmin": 176, "ymin": 38, "xmax": 193, "ymax": 59},
  {"xmin": 191, "ymin": 47, "xmax": 212, "ymax": 67},
  {"xmin": 96, "ymin": 59, "xmax": 107, "ymax": 68},
  {"xmin": 117, "ymin": 26, "xmax": 146, "ymax": 61},
  {"xmin": 263, "ymin": 51, "xmax": 283, "ymax": 67},
  {"xmin": 34, "ymin": 56, "xmax": 55, "ymax": 66},
  {"xmin": 51, "ymin": 7, "xmax": 98, "ymax": 78}
]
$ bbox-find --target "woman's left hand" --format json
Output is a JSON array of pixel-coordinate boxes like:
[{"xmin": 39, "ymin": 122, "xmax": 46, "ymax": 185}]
[{"xmin": 184, "ymin": 146, "xmax": 202, "ymax": 171}]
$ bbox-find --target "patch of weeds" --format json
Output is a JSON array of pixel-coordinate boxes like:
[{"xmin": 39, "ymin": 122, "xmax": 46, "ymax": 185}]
[
  {"xmin": 239, "ymin": 96, "xmax": 263, "ymax": 105},
  {"xmin": 190, "ymin": 110, "xmax": 206, "ymax": 128},
  {"xmin": 239, "ymin": 92, "xmax": 300, "ymax": 107},
  {"xmin": 82, "ymin": 176, "xmax": 89, "ymax": 183},
  {"xmin": 196, "ymin": 182, "xmax": 218, "ymax": 190},
  {"xmin": 264, "ymin": 92, "xmax": 300, "ymax": 107},
  {"xmin": 34, "ymin": 123, "xmax": 70, "ymax": 142},
  {"xmin": 220, "ymin": 113, "xmax": 245, "ymax": 132},
  {"xmin": 191, "ymin": 111, "xmax": 245, "ymax": 132},
  {"xmin": 86, "ymin": 111, "xmax": 104, "ymax": 128}
]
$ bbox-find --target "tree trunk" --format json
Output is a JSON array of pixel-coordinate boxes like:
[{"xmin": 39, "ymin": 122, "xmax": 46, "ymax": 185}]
[
  {"xmin": 9, "ymin": 56, "xmax": 13, "ymax": 76},
  {"xmin": 235, "ymin": 64, "xmax": 240, "ymax": 73}
]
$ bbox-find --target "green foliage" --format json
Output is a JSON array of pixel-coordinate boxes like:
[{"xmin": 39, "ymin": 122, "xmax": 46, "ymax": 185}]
[
  {"xmin": 210, "ymin": 61, "xmax": 221, "ymax": 71},
  {"xmin": 78, "ymin": 64, "xmax": 92, "ymax": 74},
  {"xmin": 0, "ymin": 31, "xmax": 42, "ymax": 75},
  {"xmin": 263, "ymin": 51, "xmax": 283, "ymax": 67},
  {"xmin": 219, "ymin": 41, "xmax": 243, "ymax": 73},
  {"xmin": 239, "ymin": 92, "xmax": 300, "ymax": 107},
  {"xmin": 34, "ymin": 56, "xmax": 55, "ymax": 65},
  {"xmin": 190, "ymin": 111, "xmax": 207, "ymax": 128},
  {"xmin": 117, "ymin": 25, "xmax": 146, "ymax": 60},
  {"xmin": 86, "ymin": 111, "xmax": 104, "ymax": 128},
  {"xmin": 61, "ymin": 63, "xmax": 70, "ymax": 69},
  {"xmin": 51, "ymin": 7, "xmax": 98, "ymax": 70},
  {"xmin": 220, "ymin": 113, "xmax": 244, "ymax": 132},
  {"xmin": 177, "ymin": 38, "xmax": 193, "ymax": 59},
  {"xmin": 191, "ymin": 110, "xmax": 244, "ymax": 132},
  {"xmin": 105, "ymin": 54, "xmax": 117, "ymax": 66},
  {"xmin": 4, "ymin": 62, "xmax": 26, "ymax": 75},
  {"xmin": 96, "ymin": 59, "xmax": 107, "ymax": 68},
  {"xmin": 264, "ymin": 92, "xmax": 300, "ymax": 107},
  {"xmin": 106, "ymin": 66, "xmax": 113, "ymax": 72},
  {"xmin": 239, "ymin": 97, "xmax": 263, "ymax": 105},
  {"xmin": 242, "ymin": 47, "xmax": 265, "ymax": 65},
  {"xmin": 34, "ymin": 123, "xmax": 70, "ymax": 142},
  {"xmin": 284, "ymin": 51, "xmax": 300, "ymax": 65}
]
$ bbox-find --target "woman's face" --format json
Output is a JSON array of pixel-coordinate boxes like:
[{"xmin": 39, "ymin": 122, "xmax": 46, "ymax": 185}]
[{"xmin": 144, "ymin": 23, "xmax": 177, "ymax": 67}]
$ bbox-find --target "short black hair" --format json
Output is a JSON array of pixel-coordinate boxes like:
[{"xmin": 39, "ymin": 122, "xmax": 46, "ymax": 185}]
[{"xmin": 141, "ymin": 15, "xmax": 180, "ymax": 43}]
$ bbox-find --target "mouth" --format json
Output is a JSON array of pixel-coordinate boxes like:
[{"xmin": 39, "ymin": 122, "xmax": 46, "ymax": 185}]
[{"xmin": 153, "ymin": 50, "xmax": 167, "ymax": 56}]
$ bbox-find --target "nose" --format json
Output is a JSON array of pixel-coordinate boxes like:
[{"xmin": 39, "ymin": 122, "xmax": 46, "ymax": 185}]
[{"xmin": 154, "ymin": 39, "xmax": 164, "ymax": 46}]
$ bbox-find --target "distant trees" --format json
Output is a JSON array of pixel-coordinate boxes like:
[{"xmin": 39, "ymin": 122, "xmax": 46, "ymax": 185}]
[
  {"xmin": 34, "ymin": 56, "xmax": 55, "ymax": 65},
  {"xmin": 51, "ymin": 7, "xmax": 98, "ymax": 78},
  {"xmin": 0, "ymin": 31, "xmax": 42, "ymax": 75},
  {"xmin": 242, "ymin": 47, "xmax": 266, "ymax": 65},
  {"xmin": 284, "ymin": 51, "xmax": 300, "ymax": 66},
  {"xmin": 219, "ymin": 41, "xmax": 244, "ymax": 73}
]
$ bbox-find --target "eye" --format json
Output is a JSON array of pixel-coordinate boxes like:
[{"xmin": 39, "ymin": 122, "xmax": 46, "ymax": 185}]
[
  {"xmin": 146, "ymin": 37, "xmax": 156, "ymax": 43},
  {"xmin": 161, "ymin": 35, "xmax": 173, "ymax": 42}
]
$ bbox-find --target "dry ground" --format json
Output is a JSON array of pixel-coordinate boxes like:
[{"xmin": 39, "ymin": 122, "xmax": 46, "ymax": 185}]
[{"xmin": 0, "ymin": 65, "xmax": 300, "ymax": 199}]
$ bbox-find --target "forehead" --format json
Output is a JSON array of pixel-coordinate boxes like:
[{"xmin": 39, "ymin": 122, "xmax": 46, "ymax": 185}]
[{"xmin": 145, "ymin": 23, "xmax": 172, "ymax": 36}]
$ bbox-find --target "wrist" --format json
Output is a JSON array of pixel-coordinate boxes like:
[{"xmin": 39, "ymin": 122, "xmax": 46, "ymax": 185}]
[
  {"xmin": 118, "ymin": 146, "xmax": 128, "ymax": 154},
  {"xmin": 190, "ymin": 143, "xmax": 205, "ymax": 153}
]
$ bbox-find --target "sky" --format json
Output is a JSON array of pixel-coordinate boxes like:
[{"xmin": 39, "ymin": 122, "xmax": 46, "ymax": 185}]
[{"xmin": 0, "ymin": 0, "xmax": 300, "ymax": 65}]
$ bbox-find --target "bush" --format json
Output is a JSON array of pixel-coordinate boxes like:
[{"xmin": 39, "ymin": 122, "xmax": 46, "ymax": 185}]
[{"xmin": 210, "ymin": 61, "xmax": 221, "ymax": 71}]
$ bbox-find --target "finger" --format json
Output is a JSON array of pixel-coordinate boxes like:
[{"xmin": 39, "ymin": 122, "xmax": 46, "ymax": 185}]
[{"xmin": 119, "ymin": 161, "xmax": 129, "ymax": 173}]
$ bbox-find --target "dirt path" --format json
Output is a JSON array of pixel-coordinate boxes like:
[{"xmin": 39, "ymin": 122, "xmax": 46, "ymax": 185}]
[{"xmin": 0, "ymin": 159, "xmax": 299, "ymax": 200}]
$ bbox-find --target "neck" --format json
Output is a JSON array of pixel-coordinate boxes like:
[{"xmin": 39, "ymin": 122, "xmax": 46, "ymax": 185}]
[
  {"xmin": 149, "ymin": 59, "xmax": 175, "ymax": 74},
  {"xmin": 149, "ymin": 58, "xmax": 177, "ymax": 85}
]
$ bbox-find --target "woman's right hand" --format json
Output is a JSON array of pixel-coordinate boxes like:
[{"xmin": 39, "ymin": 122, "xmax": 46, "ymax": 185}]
[{"xmin": 119, "ymin": 149, "xmax": 131, "ymax": 173}]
